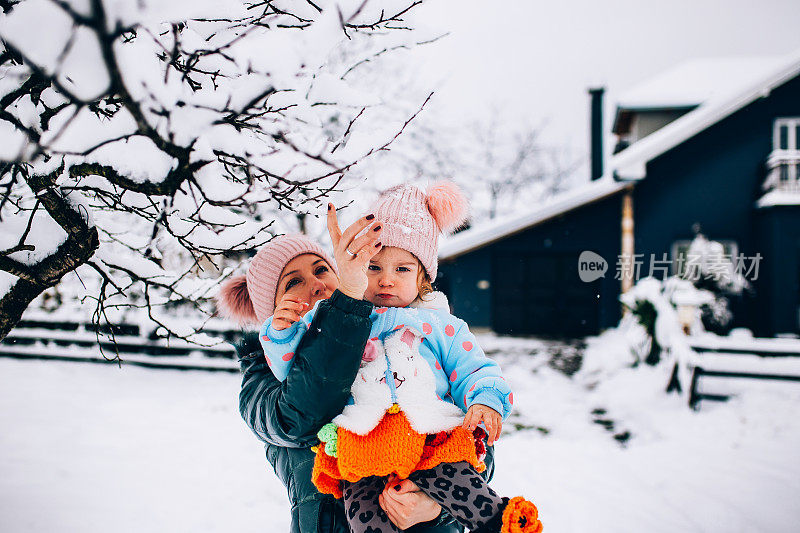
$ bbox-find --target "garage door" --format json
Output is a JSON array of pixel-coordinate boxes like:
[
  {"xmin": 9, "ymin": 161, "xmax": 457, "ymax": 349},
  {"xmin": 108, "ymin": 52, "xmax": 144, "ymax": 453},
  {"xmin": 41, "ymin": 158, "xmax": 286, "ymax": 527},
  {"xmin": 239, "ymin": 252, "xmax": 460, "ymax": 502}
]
[{"xmin": 492, "ymin": 251, "xmax": 601, "ymax": 337}]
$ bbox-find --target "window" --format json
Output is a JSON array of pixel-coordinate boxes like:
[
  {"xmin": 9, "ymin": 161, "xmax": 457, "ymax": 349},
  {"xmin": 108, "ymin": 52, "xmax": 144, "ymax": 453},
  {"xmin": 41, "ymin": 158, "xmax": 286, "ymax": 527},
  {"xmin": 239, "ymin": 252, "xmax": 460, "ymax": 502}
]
[
  {"xmin": 671, "ymin": 238, "xmax": 739, "ymax": 279},
  {"xmin": 774, "ymin": 118, "xmax": 800, "ymax": 151},
  {"xmin": 766, "ymin": 118, "xmax": 800, "ymax": 190}
]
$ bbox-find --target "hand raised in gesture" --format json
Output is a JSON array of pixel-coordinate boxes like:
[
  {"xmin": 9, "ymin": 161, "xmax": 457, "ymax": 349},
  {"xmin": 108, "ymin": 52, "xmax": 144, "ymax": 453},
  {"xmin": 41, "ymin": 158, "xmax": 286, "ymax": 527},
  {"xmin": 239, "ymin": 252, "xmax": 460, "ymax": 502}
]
[{"xmin": 326, "ymin": 203, "xmax": 383, "ymax": 300}]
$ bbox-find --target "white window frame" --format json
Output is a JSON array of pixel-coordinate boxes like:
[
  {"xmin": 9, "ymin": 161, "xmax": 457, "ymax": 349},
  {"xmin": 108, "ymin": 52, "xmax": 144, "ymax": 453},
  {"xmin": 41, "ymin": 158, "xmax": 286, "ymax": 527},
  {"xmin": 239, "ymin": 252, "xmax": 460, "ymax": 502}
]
[
  {"xmin": 774, "ymin": 118, "xmax": 800, "ymax": 151},
  {"xmin": 671, "ymin": 239, "xmax": 739, "ymax": 278},
  {"xmin": 766, "ymin": 118, "xmax": 800, "ymax": 190}
]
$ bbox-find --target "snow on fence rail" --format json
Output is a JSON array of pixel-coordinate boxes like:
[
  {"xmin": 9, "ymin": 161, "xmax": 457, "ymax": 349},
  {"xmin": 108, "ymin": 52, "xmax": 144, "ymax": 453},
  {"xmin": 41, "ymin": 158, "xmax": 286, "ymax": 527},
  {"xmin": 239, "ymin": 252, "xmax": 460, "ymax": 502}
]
[
  {"xmin": 688, "ymin": 333, "xmax": 800, "ymax": 356},
  {"xmin": 0, "ymin": 316, "xmax": 242, "ymax": 373},
  {"xmin": 685, "ymin": 334, "xmax": 800, "ymax": 408}
]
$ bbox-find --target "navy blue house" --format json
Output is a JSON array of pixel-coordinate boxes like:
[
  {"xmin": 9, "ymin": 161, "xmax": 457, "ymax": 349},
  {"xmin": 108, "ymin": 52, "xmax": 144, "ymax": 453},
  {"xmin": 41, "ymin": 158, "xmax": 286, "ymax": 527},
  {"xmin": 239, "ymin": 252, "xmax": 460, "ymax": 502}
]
[{"xmin": 438, "ymin": 52, "xmax": 800, "ymax": 338}]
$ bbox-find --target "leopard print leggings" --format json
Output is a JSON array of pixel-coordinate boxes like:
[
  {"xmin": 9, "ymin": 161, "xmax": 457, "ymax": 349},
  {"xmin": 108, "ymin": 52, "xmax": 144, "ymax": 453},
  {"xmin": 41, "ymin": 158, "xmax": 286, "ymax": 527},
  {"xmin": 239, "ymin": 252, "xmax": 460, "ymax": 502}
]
[{"xmin": 341, "ymin": 461, "xmax": 505, "ymax": 533}]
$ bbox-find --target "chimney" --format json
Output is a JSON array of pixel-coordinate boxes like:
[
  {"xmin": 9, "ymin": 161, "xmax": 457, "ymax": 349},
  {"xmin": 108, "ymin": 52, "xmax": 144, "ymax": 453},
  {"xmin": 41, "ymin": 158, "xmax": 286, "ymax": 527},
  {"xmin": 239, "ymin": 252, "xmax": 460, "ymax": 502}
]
[{"xmin": 589, "ymin": 87, "xmax": 604, "ymax": 180}]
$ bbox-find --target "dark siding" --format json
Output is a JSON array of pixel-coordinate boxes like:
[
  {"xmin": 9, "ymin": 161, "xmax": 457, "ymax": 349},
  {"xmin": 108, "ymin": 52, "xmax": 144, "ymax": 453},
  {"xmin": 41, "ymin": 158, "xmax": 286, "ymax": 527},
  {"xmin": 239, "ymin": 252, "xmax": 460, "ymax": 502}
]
[
  {"xmin": 754, "ymin": 207, "xmax": 800, "ymax": 335},
  {"xmin": 633, "ymin": 74, "xmax": 800, "ymax": 335},
  {"xmin": 436, "ymin": 252, "xmax": 492, "ymax": 328},
  {"xmin": 439, "ymin": 191, "xmax": 624, "ymax": 336}
]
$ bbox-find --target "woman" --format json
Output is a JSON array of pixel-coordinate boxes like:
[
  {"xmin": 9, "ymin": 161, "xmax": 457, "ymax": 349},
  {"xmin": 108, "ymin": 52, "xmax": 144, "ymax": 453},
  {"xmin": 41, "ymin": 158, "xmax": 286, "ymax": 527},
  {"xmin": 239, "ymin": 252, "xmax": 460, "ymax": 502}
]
[{"xmin": 217, "ymin": 208, "xmax": 494, "ymax": 533}]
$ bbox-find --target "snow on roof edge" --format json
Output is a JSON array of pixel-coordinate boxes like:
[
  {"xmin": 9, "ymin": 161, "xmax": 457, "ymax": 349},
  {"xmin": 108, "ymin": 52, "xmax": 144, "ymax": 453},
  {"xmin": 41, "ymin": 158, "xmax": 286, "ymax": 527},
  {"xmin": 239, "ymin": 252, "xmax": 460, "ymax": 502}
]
[
  {"xmin": 615, "ymin": 56, "xmax": 785, "ymax": 110},
  {"xmin": 439, "ymin": 177, "xmax": 629, "ymax": 260},
  {"xmin": 617, "ymin": 103, "xmax": 700, "ymax": 112},
  {"xmin": 612, "ymin": 49, "xmax": 800, "ymax": 181}
]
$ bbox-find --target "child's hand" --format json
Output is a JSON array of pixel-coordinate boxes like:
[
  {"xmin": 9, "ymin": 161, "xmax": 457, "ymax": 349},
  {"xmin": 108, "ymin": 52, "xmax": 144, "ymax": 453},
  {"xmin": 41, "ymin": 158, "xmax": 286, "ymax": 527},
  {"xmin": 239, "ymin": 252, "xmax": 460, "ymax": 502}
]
[
  {"xmin": 463, "ymin": 404, "xmax": 502, "ymax": 446},
  {"xmin": 272, "ymin": 294, "xmax": 310, "ymax": 331}
]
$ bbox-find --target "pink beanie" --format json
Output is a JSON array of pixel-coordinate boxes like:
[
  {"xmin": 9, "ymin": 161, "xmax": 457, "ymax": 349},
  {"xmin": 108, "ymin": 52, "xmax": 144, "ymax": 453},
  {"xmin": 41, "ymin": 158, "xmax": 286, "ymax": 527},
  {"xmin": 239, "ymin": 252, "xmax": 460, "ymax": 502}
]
[
  {"xmin": 370, "ymin": 182, "xmax": 468, "ymax": 280},
  {"xmin": 216, "ymin": 234, "xmax": 337, "ymax": 325}
]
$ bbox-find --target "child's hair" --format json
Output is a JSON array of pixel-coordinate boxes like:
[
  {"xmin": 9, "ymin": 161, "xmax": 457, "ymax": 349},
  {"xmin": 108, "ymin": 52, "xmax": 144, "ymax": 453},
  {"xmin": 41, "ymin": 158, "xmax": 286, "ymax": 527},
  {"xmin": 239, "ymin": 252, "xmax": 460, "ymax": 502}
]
[{"xmin": 416, "ymin": 261, "xmax": 434, "ymax": 300}]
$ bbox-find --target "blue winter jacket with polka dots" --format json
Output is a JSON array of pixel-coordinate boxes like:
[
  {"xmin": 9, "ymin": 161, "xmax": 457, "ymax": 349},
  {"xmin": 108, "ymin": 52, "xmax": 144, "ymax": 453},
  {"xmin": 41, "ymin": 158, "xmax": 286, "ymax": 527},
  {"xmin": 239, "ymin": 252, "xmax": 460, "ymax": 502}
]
[{"xmin": 260, "ymin": 295, "xmax": 513, "ymax": 420}]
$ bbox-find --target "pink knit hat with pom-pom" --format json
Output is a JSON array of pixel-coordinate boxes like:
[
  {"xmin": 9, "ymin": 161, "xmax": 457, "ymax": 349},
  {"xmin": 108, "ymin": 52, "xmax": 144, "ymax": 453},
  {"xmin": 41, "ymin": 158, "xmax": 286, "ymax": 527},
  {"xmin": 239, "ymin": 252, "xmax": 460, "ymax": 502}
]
[
  {"xmin": 369, "ymin": 182, "xmax": 468, "ymax": 280},
  {"xmin": 215, "ymin": 234, "xmax": 337, "ymax": 325}
]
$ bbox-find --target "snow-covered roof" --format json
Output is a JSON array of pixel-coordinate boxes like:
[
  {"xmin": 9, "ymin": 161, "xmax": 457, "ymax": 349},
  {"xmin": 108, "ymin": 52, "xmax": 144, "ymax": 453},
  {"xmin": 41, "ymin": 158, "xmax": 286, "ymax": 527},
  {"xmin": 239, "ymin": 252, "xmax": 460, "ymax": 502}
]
[
  {"xmin": 439, "ymin": 177, "xmax": 629, "ymax": 260},
  {"xmin": 438, "ymin": 50, "xmax": 800, "ymax": 260},
  {"xmin": 616, "ymin": 57, "xmax": 787, "ymax": 110},
  {"xmin": 612, "ymin": 49, "xmax": 800, "ymax": 180}
]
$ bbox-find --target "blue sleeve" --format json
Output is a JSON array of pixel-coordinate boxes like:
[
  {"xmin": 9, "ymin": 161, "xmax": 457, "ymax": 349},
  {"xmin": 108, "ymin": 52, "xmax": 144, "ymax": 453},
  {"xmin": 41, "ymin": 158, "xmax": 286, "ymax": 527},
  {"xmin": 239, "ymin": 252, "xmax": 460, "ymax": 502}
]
[
  {"xmin": 258, "ymin": 300, "xmax": 321, "ymax": 381},
  {"xmin": 438, "ymin": 318, "xmax": 513, "ymax": 419}
]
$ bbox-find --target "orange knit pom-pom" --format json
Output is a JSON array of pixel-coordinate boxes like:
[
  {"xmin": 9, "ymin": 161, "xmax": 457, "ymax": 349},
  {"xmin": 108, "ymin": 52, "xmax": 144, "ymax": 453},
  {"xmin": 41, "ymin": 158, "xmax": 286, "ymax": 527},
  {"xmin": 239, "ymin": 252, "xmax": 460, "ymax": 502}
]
[{"xmin": 501, "ymin": 496, "xmax": 542, "ymax": 533}]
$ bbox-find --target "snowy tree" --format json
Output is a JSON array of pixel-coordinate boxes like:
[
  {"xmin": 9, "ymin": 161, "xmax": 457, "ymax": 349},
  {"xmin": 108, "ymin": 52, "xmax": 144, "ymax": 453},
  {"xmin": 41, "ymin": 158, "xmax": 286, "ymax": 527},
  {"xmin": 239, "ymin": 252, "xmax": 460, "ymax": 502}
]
[{"xmin": 0, "ymin": 0, "xmax": 431, "ymax": 341}]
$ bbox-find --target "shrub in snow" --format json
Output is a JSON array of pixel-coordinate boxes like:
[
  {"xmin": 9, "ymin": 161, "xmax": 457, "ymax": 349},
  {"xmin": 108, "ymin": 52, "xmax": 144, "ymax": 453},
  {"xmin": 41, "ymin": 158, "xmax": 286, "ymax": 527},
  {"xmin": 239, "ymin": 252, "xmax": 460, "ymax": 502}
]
[
  {"xmin": 0, "ymin": 0, "xmax": 430, "ymax": 342},
  {"xmin": 682, "ymin": 232, "xmax": 750, "ymax": 335},
  {"xmin": 618, "ymin": 277, "xmax": 696, "ymax": 394}
]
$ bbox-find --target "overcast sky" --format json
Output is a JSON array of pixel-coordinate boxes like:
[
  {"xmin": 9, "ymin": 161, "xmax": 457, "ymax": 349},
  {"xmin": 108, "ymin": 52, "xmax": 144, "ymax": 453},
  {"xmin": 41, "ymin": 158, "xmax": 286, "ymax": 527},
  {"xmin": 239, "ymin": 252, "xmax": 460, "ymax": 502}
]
[{"xmin": 405, "ymin": 0, "xmax": 800, "ymax": 177}]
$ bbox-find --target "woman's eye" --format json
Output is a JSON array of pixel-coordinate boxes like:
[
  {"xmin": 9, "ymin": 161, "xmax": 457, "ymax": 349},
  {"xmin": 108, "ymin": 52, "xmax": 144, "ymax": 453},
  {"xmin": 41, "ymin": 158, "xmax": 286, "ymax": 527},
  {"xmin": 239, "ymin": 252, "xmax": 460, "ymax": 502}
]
[
  {"xmin": 315, "ymin": 266, "xmax": 329, "ymax": 276},
  {"xmin": 397, "ymin": 267, "xmax": 410, "ymax": 272},
  {"xmin": 285, "ymin": 278, "xmax": 300, "ymax": 291},
  {"xmin": 368, "ymin": 265, "xmax": 380, "ymax": 271}
]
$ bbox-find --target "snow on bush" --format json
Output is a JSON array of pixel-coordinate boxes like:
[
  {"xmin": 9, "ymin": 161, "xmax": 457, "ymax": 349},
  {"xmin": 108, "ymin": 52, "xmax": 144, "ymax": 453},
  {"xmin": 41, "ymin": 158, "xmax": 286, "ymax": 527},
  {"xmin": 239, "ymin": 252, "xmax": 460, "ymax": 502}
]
[{"xmin": 579, "ymin": 276, "xmax": 704, "ymax": 398}]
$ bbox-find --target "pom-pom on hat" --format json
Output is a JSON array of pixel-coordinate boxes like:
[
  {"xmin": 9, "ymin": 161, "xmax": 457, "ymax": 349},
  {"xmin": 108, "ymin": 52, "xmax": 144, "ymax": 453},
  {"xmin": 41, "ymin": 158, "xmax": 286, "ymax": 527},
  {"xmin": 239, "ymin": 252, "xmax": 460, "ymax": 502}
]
[
  {"xmin": 215, "ymin": 234, "xmax": 337, "ymax": 325},
  {"xmin": 369, "ymin": 181, "xmax": 468, "ymax": 280}
]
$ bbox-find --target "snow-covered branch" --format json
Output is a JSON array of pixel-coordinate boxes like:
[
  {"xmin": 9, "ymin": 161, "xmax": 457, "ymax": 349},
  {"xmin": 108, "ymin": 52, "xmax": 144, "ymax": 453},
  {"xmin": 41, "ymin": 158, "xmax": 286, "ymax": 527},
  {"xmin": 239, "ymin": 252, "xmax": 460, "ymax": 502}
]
[{"xmin": 0, "ymin": 0, "xmax": 428, "ymax": 341}]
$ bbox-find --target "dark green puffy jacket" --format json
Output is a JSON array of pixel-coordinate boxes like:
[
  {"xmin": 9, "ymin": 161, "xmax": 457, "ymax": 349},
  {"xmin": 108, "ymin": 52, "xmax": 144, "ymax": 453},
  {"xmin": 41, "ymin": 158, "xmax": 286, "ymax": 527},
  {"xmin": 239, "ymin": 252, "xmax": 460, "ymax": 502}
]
[{"xmin": 237, "ymin": 290, "xmax": 494, "ymax": 533}]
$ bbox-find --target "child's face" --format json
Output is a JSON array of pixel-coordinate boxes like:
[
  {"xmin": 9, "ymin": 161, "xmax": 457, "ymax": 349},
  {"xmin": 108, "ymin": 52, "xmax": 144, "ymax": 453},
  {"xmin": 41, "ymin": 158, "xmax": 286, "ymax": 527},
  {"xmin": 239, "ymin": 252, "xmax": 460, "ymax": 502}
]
[{"xmin": 365, "ymin": 247, "xmax": 421, "ymax": 308}]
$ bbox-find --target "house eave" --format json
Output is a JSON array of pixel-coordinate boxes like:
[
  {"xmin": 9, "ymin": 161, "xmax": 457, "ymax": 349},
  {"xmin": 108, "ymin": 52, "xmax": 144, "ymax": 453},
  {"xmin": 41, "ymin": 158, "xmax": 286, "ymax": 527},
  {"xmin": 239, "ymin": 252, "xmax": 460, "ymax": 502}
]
[{"xmin": 439, "ymin": 179, "xmax": 631, "ymax": 262}]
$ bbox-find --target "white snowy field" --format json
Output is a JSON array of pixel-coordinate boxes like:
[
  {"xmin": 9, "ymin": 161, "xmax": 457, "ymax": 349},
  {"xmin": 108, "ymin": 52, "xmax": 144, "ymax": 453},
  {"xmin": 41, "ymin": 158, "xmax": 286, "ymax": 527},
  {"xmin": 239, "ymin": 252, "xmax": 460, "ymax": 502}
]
[{"xmin": 1, "ymin": 336, "xmax": 799, "ymax": 533}]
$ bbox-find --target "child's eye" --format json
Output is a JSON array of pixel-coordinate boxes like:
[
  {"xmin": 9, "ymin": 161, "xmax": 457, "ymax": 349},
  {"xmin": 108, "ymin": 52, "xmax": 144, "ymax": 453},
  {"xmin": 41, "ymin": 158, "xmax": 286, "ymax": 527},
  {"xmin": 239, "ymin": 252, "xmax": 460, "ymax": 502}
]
[
  {"xmin": 368, "ymin": 265, "xmax": 380, "ymax": 271},
  {"xmin": 285, "ymin": 278, "xmax": 301, "ymax": 291},
  {"xmin": 315, "ymin": 265, "xmax": 329, "ymax": 276},
  {"xmin": 397, "ymin": 266, "xmax": 410, "ymax": 272}
]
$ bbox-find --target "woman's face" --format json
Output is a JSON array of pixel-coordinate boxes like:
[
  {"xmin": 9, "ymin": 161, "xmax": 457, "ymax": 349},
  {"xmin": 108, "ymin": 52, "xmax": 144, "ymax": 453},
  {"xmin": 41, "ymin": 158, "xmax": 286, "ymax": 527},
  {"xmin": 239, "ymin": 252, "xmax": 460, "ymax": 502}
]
[{"xmin": 274, "ymin": 253, "xmax": 338, "ymax": 309}]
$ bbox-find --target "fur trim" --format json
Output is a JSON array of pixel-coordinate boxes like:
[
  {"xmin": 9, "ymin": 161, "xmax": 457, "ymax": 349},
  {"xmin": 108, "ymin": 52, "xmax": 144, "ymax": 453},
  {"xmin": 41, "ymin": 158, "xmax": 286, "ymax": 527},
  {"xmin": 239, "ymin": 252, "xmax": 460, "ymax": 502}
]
[
  {"xmin": 426, "ymin": 181, "xmax": 469, "ymax": 234},
  {"xmin": 215, "ymin": 274, "xmax": 257, "ymax": 325},
  {"xmin": 410, "ymin": 291, "xmax": 450, "ymax": 312},
  {"xmin": 386, "ymin": 327, "xmax": 464, "ymax": 434},
  {"xmin": 334, "ymin": 340, "xmax": 394, "ymax": 435}
]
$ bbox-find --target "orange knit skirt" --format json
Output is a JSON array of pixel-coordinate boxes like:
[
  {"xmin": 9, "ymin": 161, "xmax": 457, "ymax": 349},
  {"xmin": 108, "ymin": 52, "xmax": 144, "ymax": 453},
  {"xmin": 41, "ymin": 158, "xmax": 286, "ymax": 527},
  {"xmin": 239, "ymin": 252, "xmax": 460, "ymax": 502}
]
[{"xmin": 312, "ymin": 411, "xmax": 484, "ymax": 499}]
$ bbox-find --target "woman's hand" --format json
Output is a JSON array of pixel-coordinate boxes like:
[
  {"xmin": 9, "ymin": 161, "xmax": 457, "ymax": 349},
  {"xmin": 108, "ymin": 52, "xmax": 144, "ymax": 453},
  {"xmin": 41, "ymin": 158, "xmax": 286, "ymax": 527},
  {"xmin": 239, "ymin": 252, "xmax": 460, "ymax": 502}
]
[
  {"xmin": 326, "ymin": 203, "xmax": 383, "ymax": 300},
  {"xmin": 379, "ymin": 475, "xmax": 442, "ymax": 529},
  {"xmin": 463, "ymin": 404, "xmax": 503, "ymax": 445},
  {"xmin": 272, "ymin": 294, "xmax": 310, "ymax": 331}
]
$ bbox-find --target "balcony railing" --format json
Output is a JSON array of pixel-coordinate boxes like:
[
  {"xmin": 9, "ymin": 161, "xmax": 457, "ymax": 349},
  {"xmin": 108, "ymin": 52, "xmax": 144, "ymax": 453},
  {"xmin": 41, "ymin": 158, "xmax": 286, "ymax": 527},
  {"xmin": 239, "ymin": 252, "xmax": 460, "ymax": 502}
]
[{"xmin": 763, "ymin": 150, "xmax": 800, "ymax": 193}]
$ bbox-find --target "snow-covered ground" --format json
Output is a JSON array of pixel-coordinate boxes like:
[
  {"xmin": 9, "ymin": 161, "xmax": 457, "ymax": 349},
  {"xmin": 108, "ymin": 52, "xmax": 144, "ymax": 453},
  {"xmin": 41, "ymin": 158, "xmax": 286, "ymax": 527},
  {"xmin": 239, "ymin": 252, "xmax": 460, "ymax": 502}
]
[{"xmin": 1, "ymin": 334, "xmax": 799, "ymax": 533}]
